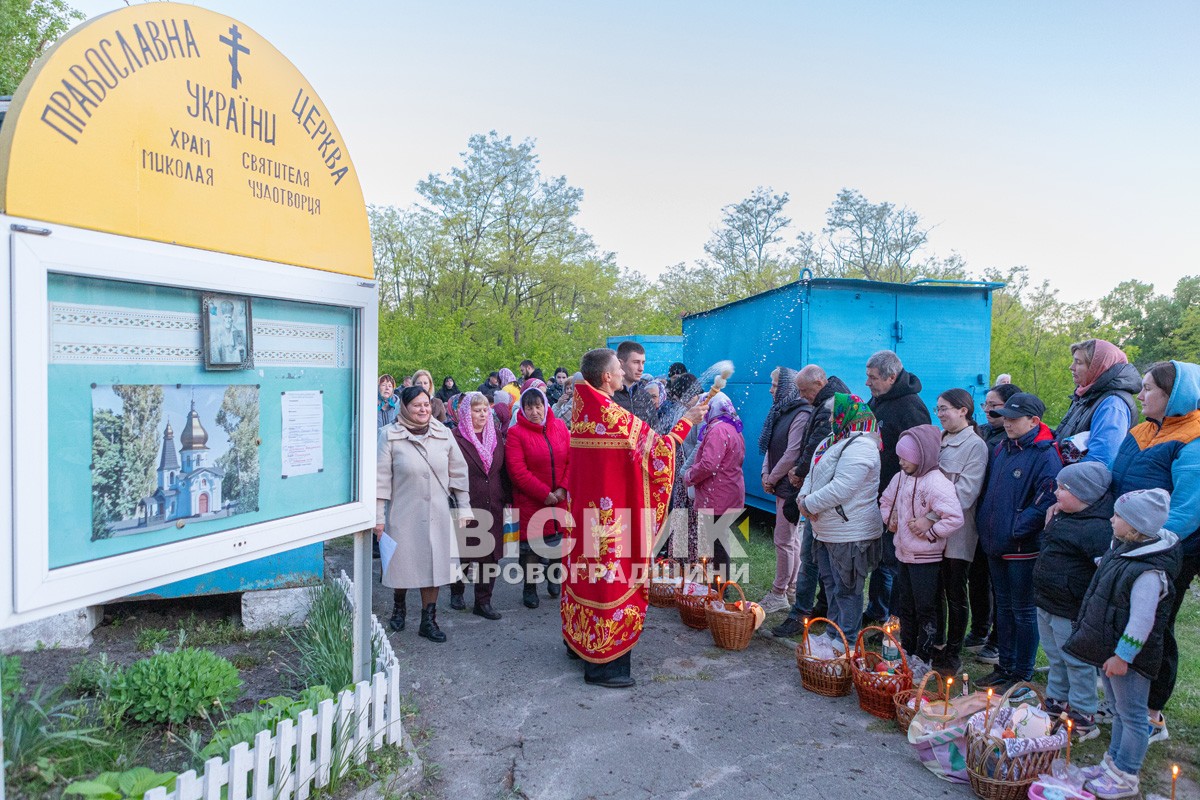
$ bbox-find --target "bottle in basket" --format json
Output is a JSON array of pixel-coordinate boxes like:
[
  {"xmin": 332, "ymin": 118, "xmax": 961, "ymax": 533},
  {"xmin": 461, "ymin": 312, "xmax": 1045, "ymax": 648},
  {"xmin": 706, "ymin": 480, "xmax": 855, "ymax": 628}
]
[{"xmin": 881, "ymin": 624, "xmax": 901, "ymax": 665}]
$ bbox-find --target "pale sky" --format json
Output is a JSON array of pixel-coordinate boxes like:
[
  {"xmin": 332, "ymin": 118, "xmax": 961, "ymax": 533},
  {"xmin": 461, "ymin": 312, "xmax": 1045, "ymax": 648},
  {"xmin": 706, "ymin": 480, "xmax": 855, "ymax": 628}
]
[{"xmin": 69, "ymin": 1, "xmax": 1200, "ymax": 303}]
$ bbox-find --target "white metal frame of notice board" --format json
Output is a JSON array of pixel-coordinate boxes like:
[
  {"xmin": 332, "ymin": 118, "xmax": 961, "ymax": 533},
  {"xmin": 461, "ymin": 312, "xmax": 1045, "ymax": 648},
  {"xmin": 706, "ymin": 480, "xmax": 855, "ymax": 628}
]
[{"xmin": 1, "ymin": 216, "xmax": 379, "ymax": 629}]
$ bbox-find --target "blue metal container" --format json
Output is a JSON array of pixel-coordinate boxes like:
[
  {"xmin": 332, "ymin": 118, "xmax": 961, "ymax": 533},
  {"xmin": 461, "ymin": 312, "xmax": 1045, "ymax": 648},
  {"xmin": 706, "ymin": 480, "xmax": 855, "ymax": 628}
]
[
  {"xmin": 682, "ymin": 277, "xmax": 999, "ymax": 512},
  {"xmin": 605, "ymin": 335, "xmax": 685, "ymax": 379}
]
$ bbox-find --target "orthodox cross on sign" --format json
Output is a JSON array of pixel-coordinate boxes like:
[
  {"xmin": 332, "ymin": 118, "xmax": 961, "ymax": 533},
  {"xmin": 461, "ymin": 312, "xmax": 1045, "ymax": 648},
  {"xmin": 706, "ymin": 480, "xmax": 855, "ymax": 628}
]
[{"xmin": 219, "ymin": 24, "xmax": 251, "ymax": 89}]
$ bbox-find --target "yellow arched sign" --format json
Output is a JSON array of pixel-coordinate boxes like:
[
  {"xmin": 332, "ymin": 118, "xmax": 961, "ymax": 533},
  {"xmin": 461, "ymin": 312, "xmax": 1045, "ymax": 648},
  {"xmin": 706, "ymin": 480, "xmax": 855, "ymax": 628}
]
[{"xmin": 0, "ymin": 3, "xmax": 371, "ymax": 278}]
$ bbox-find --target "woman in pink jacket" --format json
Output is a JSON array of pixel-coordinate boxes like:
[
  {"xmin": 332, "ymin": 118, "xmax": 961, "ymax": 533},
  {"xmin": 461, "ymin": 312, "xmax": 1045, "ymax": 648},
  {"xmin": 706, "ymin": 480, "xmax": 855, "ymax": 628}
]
[
  {"xmin": 879, "ymin": 424, "xmax": 964, "ymax": 666},
  {"xmin": 684, "ymin": 392, "xmax": 745, "ymax": 578}
]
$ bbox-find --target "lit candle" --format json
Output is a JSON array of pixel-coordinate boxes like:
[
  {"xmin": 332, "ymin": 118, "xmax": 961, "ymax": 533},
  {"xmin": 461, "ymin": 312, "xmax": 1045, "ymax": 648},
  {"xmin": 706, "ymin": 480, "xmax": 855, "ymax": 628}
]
[
  {"xmin": 1172, "ymin": 764, "xmax": 1179, "ymax": 800},
  {"xmin": 1065, "ymin": 719, "xmax": 1072, "ymax": 765},
  {"xmin": 946, "ymin": 676, "xmax": 954, "ymax": 697},
  {"xmin": 986, "ymin": 687, "xmax": 994, "ymax": 707}
]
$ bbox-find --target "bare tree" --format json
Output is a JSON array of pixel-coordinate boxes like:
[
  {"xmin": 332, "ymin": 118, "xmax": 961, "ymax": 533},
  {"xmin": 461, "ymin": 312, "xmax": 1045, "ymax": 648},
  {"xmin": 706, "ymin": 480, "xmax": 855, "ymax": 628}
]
[
  {"xmin": 793, "ymin": 188, "xmax": 965, "ymax": 283},
  {"xmin": 703, "ymin": 186, "xmax": 794, "ymax": 297}
]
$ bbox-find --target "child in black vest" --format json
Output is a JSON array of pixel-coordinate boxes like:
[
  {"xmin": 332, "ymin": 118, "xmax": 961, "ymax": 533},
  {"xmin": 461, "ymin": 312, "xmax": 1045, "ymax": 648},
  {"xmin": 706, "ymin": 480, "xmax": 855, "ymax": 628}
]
[
  {"xmin": 1032, "ymin": 461, "xmax": 1114, "ymax": 741},
  {"xmin": 1065, "ymin": 488, "xmax": 1181, "ymax": 800}
]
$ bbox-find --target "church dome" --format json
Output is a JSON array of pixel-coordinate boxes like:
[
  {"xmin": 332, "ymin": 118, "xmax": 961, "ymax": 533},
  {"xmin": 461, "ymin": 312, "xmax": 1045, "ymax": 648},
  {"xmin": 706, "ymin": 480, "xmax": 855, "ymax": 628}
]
[{"xmin": 180, "ymin": 401, "xmax": 210, "ymax": 450}]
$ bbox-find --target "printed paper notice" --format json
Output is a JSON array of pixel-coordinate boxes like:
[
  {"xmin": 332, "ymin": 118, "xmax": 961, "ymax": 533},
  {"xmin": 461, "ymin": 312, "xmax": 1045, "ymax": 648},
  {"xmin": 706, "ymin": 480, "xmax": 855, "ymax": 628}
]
[{"xmin": 281, "ymin": 390, "xmax": 324, "ymax": 477}]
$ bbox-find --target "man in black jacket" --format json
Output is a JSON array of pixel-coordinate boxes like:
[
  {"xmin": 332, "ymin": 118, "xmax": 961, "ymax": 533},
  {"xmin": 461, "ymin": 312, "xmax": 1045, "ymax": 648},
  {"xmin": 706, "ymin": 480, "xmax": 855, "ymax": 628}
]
[
  {"xmin": 477, "ymin": 372, "xmax": 500, "ymax": 401},
  {"xmin": 773, "ymin": 366, "xmax": 852, "ymax": 636},
  {"xmin": 863, "ymin": 350, "xmax": 931, "ymax": 625},
  {"xmin": 611, "ymin": 341, "xmax": 659, "ymax": 427}
]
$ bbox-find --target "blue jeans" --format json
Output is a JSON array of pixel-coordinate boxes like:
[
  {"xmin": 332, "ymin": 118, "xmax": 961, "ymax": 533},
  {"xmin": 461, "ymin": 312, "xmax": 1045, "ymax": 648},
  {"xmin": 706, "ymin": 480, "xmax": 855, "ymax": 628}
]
[
  {"xmin": 815, "ymin": 540, "xmax": 868, "ymax": 645},
  {"xmin": 1037, "ymin": 608, "xmax": 1099, "ymax": 714},
  {"xmin": 988, "ymin": 555, "xmax": 1038, "ymax": 680},
  {"xmin": 864, "ymin": 528, "xmax": 896, "ymax": 621},
  {"xmin": 788, "ymin": 521, "xmax": 821, "ymax": 617},
  {"xmin": 1102, "ymin": 669, "xmax": 1152, "ymax": 775}
]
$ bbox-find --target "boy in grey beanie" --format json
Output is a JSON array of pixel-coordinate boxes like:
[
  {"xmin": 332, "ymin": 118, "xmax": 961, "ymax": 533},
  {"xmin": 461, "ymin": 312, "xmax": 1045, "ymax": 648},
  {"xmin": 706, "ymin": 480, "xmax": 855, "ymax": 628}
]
[
  {"xmin": 1032, "ymin": 461, "xmax": 1115, "ymax": 738},
  {"xmin": 1065, "ymin": 487, "xmax": 1182, "ymax": 799}
]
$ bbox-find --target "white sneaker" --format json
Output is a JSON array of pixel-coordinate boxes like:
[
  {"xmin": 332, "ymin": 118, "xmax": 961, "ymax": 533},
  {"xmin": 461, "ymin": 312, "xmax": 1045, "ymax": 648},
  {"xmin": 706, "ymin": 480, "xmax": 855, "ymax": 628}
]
[
  {"xmin": 758, "ymin": 592, "xmax": 790, "ymax": 614},
  {"xmin": 1148, "ymin": 713, "xmax": 1169, "ymax": 743},
  {"xmin": 1078, "ymin": 752, "xmax": 1114, "ymax": 781},
  {"xmin": 1085, "ymin": 759, "xmax": 1140, "ymax": 799}
]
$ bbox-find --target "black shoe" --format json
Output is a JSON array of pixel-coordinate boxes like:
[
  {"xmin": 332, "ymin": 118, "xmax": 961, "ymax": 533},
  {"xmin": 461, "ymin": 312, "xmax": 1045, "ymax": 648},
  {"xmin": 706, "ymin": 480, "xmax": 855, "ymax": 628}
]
[
  {"xmin": 523, "ymin": 585, "xmax": 540, "ymax": 609},
  {"xmin": 932, "ymin": 651, "xmax": 962, "ymax": 675},
  {"xmin": 963, "ymin": 632, "xmax": 989, "ymax": 652},
  {"xmin": 862, "ymin": 614, "xmax": 886, "ymax": 629},
  {"xmin": 473, "ymin": 602, "xmax": 501, "ymax": 620},
  {"xmin": 450, "ymin": 592, "xmax": 466, "ymax": 611},
  {"xmin": 418, "ymin": 603, "xmax": 447, "ymax": 643},
  {"xmin": 387, "ymin": 595, "xmax": 406, "ymax": 632},
  {"xmin": 585, "ymin": 674, "xmax": 636, "ymax": 689},
  {"xmin": 976, "ymin": 668, "xmax": 1011, "ymax": 688},
  {"xmin": 564, "ymin": 640, "xmax": 581, "ymax": 660},
  {"xmin": 976, "ymin": 644, "xmax": 1000, "ymax": 665},
  {"xmin": 547, "ymin": 581, "xmax": 561, "ymax": 599},
  {"xmin": 772, "ymin": 616, "xmax": 805, "ymax": 637}
]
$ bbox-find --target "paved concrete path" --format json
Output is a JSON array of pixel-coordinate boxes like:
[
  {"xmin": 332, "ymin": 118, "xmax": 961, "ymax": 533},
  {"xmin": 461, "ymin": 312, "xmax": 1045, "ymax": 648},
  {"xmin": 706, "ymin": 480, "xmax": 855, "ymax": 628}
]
[{"xmin": 370, "ymin": 564, "xmax": 970, "ymax": 800}]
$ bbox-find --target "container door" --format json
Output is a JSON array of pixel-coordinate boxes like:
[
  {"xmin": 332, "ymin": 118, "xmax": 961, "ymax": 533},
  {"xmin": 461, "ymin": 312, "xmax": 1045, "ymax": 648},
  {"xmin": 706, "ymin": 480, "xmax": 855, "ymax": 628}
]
[{"xmin": 894, "ymin": 287, "xmax": 992, "ymax": 417}]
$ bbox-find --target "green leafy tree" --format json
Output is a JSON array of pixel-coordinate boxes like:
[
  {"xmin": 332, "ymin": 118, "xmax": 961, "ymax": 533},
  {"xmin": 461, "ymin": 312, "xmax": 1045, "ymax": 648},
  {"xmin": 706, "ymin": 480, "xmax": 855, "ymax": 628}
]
[
  {"xmin": 1099, "ymin": 276, "xmax": 1200, "ymax": 365},
  {"xmin": 651, "ymin": 261, "xmax": 726, "ymax": 320},
  {"xmin": 984, "ymin": 266, "xmax": 1107, "ymax": 425},
  {"xmin": 0, "ymin": 0, "xmax": 83, "ymax": 95},
  {"xmin": 371, "ymin": 132, "xmax": 676, "ymax": 383},
  {"xmin": 216, "ymin": 386, "xmax": 259, "ymax": 513},
  {"xmin": 90, "ymin": 408, "xmax": 123, "ymax": 540},
  {"xmin": 111, "ymin": 385, "xmax": 162, "ymax": 520}
]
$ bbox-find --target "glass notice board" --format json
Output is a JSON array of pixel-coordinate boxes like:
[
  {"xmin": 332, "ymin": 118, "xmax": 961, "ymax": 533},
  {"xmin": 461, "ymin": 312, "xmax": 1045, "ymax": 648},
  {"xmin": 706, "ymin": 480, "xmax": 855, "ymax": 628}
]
[{"xmin": 46, "ymin": 273, "xmax": 359, "ymax": 568}]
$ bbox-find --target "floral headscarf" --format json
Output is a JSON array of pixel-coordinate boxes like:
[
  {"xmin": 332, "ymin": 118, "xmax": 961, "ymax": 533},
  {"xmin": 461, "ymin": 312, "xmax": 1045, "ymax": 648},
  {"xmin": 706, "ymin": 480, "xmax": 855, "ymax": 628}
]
[
  {"xmin": 455, "ymin": 391, "xmax": 497, "ymax": 471},
  {"xmin": 698, "ymin": 391, "xmax": 742, "ymax": 442},
  {"xmin": 812, "ymin": 393, "xmax": 880, "ymax": 464},
  {"xmin": 498, "ymin": 367, "xmax": 518, "ymax": 386}
]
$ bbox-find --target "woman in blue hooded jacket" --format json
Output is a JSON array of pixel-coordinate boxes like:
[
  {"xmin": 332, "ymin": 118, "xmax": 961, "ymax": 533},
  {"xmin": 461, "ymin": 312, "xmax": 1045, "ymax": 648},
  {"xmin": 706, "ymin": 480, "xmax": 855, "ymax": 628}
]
[{"xmin": 1109, "ymin": 360, "xmax": 1200, "ymax": 742}]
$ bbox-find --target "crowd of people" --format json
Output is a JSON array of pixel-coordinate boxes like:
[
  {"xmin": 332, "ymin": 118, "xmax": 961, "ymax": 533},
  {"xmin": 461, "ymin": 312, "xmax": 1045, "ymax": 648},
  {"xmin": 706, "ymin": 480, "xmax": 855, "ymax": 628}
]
[{"xmin": 373, "ymin": 338, "xmax": 1199, "ymax": 800}]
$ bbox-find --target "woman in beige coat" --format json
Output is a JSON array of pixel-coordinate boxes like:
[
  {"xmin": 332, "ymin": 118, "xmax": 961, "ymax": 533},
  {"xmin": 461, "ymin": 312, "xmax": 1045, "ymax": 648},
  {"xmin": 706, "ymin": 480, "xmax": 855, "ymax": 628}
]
[{"xmin": 376, "ymin": 386, "xmax": 472, "ymax": 642}]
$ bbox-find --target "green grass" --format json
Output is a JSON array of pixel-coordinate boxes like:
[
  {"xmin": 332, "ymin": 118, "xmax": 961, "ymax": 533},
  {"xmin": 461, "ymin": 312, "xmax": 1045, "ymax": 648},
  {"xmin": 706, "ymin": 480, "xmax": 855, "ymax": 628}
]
[{"xmin": 735, "ymin": 512, "xmax": 1200, "ymax": 792}]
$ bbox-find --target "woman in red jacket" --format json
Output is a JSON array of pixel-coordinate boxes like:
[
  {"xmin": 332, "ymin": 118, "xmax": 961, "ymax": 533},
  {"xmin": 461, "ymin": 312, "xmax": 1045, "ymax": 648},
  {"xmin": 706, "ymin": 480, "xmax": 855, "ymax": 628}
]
[{"xmin": 506, "ymin": 386, "xmax": 570, "ymax": 608}]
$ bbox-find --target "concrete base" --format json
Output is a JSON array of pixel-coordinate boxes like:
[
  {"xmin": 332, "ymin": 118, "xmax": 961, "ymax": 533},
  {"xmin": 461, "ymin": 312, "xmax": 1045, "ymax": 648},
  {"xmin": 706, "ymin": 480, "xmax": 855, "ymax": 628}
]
[
  {"xmin": 241, "ymin": 586, "xmax": 312, "ymax": 631},
  {"xmin": 0, "ymin": 606, "xmax": 102, "ymax": 653}
]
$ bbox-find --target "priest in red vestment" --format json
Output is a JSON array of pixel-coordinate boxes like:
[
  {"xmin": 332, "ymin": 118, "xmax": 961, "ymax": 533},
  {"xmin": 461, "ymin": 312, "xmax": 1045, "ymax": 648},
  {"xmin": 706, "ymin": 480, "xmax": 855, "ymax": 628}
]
[{"xmin": 562, "ymin": 348, "xmax": 706, "ymax": 688}]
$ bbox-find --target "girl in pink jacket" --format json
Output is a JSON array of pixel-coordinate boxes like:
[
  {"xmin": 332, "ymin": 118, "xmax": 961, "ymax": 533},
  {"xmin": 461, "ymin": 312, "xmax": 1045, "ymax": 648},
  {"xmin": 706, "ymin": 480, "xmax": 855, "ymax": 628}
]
[{"xmin": 880, "ymin": 424, "xmax": 964, "ymax": 665}]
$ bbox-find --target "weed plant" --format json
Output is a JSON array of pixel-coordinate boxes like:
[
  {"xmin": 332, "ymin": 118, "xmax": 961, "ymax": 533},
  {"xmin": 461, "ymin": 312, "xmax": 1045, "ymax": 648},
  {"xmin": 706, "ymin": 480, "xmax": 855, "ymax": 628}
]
[{"xmin": 286, "ymin": 580, "xmax": 378, "ymax": 692}]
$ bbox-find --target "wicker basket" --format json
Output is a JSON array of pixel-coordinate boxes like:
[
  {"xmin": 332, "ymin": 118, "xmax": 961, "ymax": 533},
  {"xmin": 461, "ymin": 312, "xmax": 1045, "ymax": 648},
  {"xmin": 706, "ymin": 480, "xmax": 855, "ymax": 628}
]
[
  {"xmin": 706, "ymin": 581, "xmax": 756, "ymax": 651},
  {"xmin": 648, "ymin": 561, "xmax": 681, "ymax": 609},
  {"xmin": 674, "ymin": 581, "xmax": 716, "ymax": 630},
  {"xmin": 966, "ymin": 681, "xmax": 1063, "ymax": 800},
  {"xmin": 850, "ymin": 625, "xmax": 913, "ymax": 719},
  {"xmin": 796, "ymin": 617, "xmax": 852, "ymax": 697},
  {"xmin": 893, "ymin": 669, "xmax": 955, "ymax": 734}
]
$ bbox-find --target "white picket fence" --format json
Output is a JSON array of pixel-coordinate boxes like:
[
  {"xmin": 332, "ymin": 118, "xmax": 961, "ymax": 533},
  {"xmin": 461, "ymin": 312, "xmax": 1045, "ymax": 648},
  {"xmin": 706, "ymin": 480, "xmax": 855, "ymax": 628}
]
[{"xmin": 144, "ymin": 572, "xmax": 404, "ymax": 800}]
